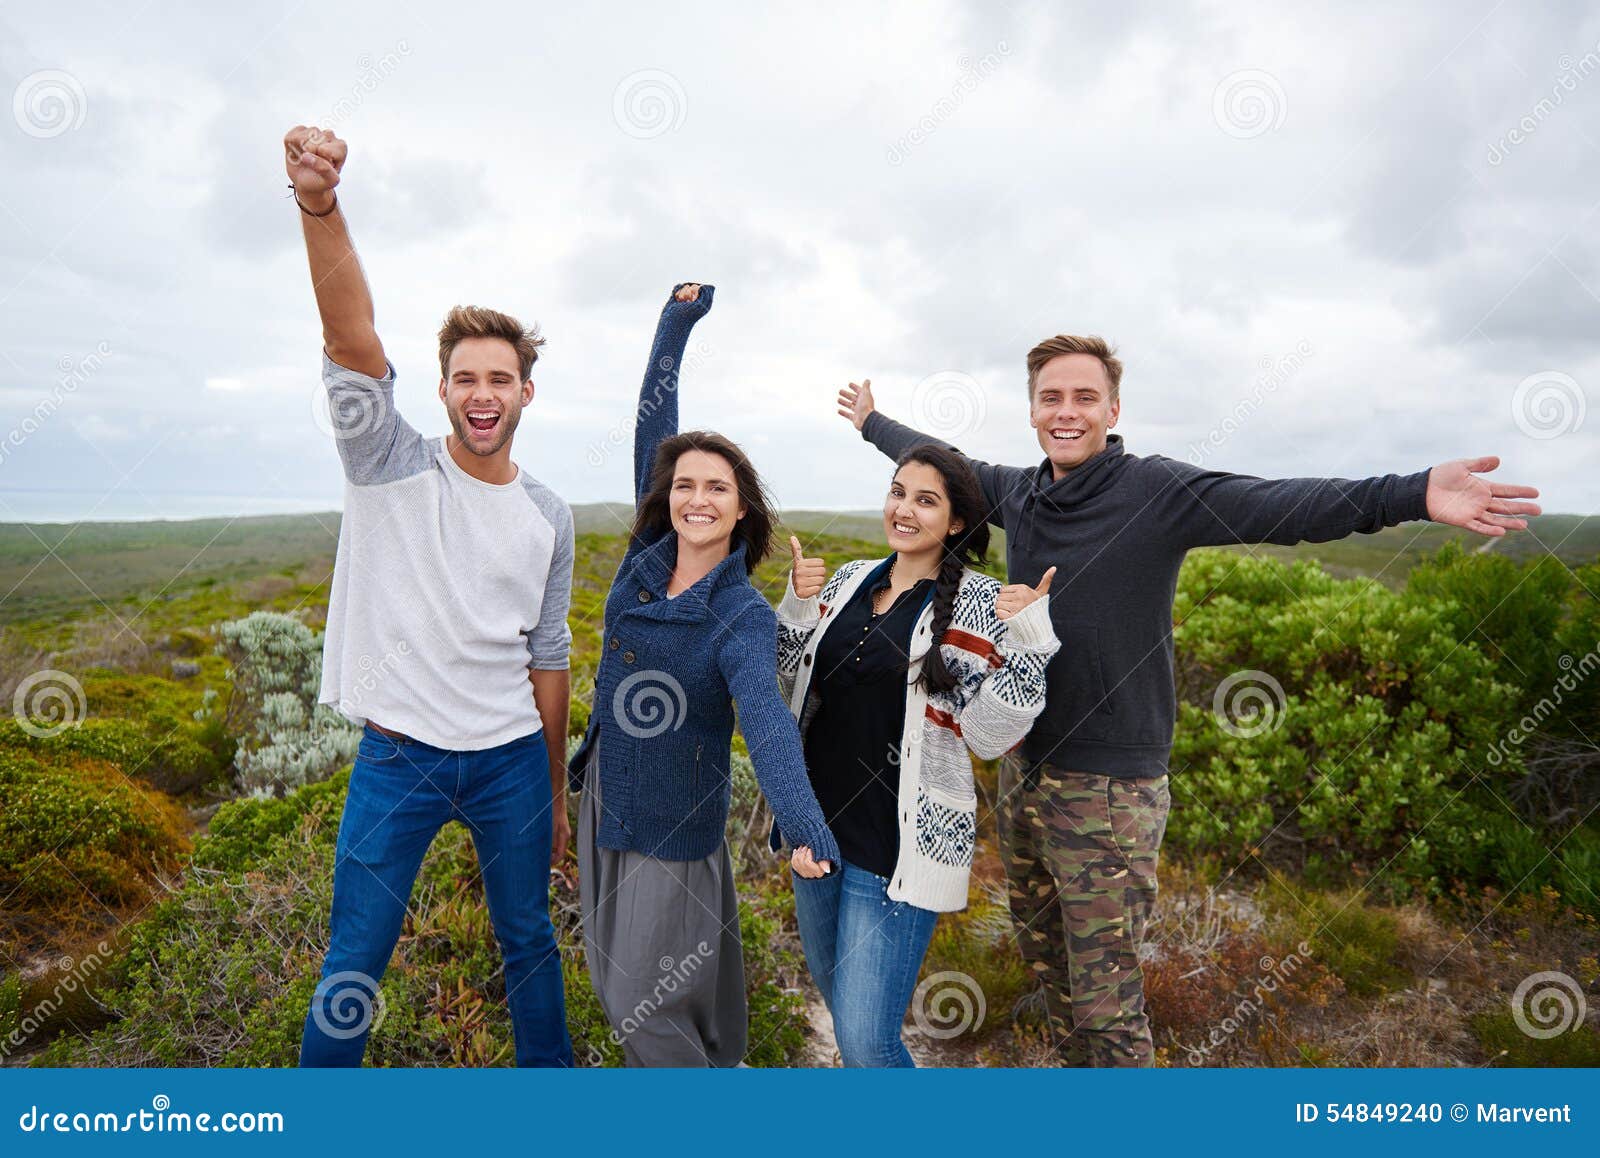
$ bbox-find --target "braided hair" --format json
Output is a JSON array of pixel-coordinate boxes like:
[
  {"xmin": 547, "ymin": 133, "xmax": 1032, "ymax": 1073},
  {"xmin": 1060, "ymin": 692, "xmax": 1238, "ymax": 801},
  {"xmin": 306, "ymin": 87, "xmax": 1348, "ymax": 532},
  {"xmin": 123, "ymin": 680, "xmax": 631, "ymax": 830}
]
[{"xmin": 893, "ymin": 444, "xmax": 991, "ymax": 695}]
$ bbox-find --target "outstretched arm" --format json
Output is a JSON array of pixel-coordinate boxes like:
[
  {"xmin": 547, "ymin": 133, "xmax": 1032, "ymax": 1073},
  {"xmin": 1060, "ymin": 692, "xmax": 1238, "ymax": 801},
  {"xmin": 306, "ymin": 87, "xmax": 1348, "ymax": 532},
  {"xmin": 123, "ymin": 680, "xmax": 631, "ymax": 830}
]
[
  {"xmin": 632, "ymin": 283, "xmax": 714, "ymax": 506},
  {"xmin": 1154, "ymin": 454, "xmax": 1540, "ymax": 549},
  {"xmin": 717, "ymin": 604, "xmax": 840, "ymax": 870},
  {"xmin": 285, "ymin": 126, "xmax": 385, "ymax": 379},
  {"xmin": 838, "ymin": 378, "xmax": 1025, "ymax": 528}
]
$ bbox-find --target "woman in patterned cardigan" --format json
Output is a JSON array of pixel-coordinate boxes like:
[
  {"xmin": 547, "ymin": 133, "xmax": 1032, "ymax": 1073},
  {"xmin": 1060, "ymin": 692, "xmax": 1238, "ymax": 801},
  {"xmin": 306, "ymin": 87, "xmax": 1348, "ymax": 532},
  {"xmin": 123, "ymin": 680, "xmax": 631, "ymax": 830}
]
[{"xmin": 775, "ymin": 442, "xmax": 1061, "ymax": 1066}]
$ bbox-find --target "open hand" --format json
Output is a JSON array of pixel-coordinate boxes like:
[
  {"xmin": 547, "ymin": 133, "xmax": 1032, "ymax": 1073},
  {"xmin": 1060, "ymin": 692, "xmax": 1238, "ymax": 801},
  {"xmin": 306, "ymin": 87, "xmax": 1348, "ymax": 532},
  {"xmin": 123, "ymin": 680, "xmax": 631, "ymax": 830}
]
[
  {"xmin": 789, "ymin": 535, "xmax": 828, "ymax": 599},
  {"xmin": 1426, "ymin": 457, "xmax": 1541, "ymax": 537},
  {"xmin": 837, "ymin": 378, "xmax": 876, "ymax": 431},
  {"xmin": 995, "ymin": 566, "xmax": 1055, "ymax": 620}
]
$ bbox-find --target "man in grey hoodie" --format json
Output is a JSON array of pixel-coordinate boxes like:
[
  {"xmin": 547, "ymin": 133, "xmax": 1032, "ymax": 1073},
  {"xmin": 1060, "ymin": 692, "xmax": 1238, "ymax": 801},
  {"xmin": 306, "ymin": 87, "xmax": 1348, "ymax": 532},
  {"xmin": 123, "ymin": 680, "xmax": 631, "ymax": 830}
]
[{"xmin": 838, "ymin": 335, "xmax": 1539, "ymax": 1066}]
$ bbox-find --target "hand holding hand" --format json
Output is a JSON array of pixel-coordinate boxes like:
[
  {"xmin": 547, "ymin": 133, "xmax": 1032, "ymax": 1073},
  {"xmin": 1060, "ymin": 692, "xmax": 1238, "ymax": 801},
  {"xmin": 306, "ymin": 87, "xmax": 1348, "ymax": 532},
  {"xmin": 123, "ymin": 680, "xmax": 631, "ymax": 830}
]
[{"xmin": 791, "ymin": 846, "xmax": 832, "ymax": 879}]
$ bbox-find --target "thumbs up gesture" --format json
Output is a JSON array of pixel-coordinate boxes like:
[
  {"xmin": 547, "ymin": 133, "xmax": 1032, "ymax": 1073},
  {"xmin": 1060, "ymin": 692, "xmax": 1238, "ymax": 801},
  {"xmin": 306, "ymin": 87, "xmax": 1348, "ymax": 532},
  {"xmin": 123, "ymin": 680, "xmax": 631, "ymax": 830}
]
[
  {"xmin": 995, "ymin": 566, "xmax": 1055, "ymax": 621},
  {"xmin": 789, "ymin": 535, "xmax": 829, "ymax": 600}
]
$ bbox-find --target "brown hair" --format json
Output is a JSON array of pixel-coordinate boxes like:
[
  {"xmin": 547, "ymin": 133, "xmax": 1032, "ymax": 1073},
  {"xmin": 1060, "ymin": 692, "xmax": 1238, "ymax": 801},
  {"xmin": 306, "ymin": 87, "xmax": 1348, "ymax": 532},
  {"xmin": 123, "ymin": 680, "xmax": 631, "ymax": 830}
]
[
  {"xmin": 893, "ymin": 443, "xmax": 991, "ymax": 696},
  {"xmin": 630, "ymin": 431, "xmax": 776, "ymax": 575},
  {"xmin": 1026, "ymin": 334, "xmax": 1122, "ymax": 403},
  {"xmin": 437, "ymin": 306, "xmax": 546, "ymax": 382}
]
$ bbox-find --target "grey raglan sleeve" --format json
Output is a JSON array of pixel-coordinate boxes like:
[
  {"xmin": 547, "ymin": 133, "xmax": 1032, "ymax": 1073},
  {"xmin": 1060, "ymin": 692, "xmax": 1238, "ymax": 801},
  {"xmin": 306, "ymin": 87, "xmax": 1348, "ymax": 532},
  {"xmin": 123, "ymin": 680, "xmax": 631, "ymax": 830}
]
[
  {"xmin": 525, "ymin": 486, "xmax": 575, "ymax": 670},
  {"xmin": 322, "ymin": 350, "xmax": 432, "ymax": 485}
]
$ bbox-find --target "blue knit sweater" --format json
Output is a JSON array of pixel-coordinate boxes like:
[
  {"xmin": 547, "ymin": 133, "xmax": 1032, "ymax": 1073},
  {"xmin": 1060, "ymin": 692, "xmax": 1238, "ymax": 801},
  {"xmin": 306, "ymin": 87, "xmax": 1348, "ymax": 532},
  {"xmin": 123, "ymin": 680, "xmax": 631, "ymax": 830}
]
[{"xmin": 569, "ymin": 286, "xmax": 840, "ymax": 864}]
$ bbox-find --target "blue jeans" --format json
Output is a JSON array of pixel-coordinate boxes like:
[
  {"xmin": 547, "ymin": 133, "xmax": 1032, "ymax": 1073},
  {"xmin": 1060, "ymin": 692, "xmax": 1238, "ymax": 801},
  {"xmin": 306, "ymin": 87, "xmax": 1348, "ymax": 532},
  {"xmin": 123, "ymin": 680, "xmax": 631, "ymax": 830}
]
[
  {"xmin": 299, "ymin": 725, "xmax": 572, "ymax": 1067},
  {"xmin": 791, "ymin": 860, "xmax": 939, "ymax": 1067}
]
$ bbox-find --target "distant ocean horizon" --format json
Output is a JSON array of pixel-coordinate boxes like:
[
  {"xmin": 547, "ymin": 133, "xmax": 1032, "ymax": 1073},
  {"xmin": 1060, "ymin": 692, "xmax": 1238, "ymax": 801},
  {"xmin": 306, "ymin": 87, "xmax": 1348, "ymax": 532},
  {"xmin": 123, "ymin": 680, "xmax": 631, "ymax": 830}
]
[{"xmin": 0, "ymin": 488, "xmax": 882, "ymax": 526}]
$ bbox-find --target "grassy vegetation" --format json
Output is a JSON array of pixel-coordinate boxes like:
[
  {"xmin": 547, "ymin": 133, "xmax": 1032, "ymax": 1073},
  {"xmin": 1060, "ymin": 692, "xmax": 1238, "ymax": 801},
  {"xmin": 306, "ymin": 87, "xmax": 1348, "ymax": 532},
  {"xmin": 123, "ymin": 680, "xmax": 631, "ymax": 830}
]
[{"xmin": 3, "ymin": 512, "xmax": 1598, "ymax": 1067}]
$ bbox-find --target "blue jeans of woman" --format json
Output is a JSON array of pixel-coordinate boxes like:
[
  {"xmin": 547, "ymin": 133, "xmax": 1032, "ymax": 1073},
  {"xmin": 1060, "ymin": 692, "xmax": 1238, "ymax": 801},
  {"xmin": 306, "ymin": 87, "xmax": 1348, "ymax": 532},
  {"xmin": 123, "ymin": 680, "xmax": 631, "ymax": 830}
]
[
  {"xmin": 791, "ymin": 859, "xmax": 939, "ymax": 1067},
  {"xmin": 299, "ymin": 725, "xmax": 572, "ymax": 1067}
]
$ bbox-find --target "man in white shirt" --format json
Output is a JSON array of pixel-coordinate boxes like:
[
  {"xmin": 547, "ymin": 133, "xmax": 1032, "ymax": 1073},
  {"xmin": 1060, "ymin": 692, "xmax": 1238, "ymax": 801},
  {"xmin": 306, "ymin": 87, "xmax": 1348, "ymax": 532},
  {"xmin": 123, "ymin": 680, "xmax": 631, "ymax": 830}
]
[{"xmin": 286, "ymin": 124, "xmax": 574, "ymax": 1067}]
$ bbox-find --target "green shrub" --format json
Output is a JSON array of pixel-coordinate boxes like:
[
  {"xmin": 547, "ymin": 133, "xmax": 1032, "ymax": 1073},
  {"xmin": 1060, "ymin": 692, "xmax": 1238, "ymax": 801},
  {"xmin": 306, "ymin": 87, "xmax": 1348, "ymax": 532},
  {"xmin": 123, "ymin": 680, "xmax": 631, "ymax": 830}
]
[
  {"xmin": 1168, "ymin": 548, "xmax": 1600, "ymax": 911},
  {"xmin": 1473, "ymin": 1010, "xmax": 1600, "ymax": 1066},
  {"xmin": 0, "ymin": 716, "xmax": 224, "ymax": 797},
  {"xmin": 0, "ymin": 748, "xmax": 189, "ymax": 913},
  {"xmin": 42, "ymin": 773, "xmax": 810, "ymax": 1067}
]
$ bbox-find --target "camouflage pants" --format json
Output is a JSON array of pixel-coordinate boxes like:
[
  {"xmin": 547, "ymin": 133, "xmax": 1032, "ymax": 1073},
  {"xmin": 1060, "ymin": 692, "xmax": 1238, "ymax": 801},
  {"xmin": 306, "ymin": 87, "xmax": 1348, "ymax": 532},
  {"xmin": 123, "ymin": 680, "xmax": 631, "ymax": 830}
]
[{"xmin": 998, "ymin": 754, "xmax": 1170, "ymax": 1067}]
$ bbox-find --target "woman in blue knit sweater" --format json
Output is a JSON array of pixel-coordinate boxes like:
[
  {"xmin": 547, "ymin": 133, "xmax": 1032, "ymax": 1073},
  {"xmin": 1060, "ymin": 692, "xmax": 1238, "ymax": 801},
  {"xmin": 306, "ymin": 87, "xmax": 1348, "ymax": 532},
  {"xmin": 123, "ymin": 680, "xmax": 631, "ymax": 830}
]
[{"xmin": 570, "ymin": 283, "xmax": 838, "ymax": 1067}]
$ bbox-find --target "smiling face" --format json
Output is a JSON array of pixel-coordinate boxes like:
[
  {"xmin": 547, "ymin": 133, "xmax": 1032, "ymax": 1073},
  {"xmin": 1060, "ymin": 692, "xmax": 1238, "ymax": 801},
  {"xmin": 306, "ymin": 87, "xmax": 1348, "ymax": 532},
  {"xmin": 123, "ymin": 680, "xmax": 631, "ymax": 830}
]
[
  {"xmin": 670, "ymin": 448, "xmax": 747, "ymax": 550},
  {"xmin": 438, "ymin": 336, "xmax": 532, "ymax": 457},
  {"xmin": 1029, "ymin": 352, "xmax": 1120, "ymax": 476},
  {"xmin": 884, "ymin": 460, "xmax": 964, "ymax": 560}
]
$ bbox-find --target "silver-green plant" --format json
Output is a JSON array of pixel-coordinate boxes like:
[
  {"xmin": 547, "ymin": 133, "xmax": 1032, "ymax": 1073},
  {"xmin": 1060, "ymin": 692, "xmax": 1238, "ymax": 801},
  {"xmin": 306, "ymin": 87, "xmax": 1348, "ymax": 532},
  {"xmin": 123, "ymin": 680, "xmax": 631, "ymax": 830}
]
[{"xmin": 205, "ymin": 611, "xmax": 359, "ymax": 797}]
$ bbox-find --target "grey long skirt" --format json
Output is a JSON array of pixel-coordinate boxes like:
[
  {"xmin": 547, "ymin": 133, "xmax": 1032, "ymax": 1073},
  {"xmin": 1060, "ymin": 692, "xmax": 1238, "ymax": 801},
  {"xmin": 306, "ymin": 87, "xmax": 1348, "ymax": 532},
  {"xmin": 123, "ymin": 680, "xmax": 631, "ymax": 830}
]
[{"xmin": 577, "ymin": 751, "xmax": 747, "ymax": 1067}]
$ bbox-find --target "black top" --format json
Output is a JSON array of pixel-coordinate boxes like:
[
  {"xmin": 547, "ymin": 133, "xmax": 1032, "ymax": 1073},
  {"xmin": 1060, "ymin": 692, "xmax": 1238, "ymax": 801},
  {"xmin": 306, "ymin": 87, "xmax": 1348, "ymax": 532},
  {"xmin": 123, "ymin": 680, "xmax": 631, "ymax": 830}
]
[
  {"xmin": 802, "ymin": 567, "xmax": 935, "ymax": 878},
  {"xmin": 862, "ymin": 412, "xmax": 1431, "ymax": 779}
]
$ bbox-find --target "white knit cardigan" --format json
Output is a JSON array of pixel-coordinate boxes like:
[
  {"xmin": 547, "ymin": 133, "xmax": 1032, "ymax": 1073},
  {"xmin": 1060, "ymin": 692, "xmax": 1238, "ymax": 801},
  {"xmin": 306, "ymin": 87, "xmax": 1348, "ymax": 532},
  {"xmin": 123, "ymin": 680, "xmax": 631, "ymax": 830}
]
[{"xmin": 775, "ymin": 556, "xmax": 1060, "ymax": 912}]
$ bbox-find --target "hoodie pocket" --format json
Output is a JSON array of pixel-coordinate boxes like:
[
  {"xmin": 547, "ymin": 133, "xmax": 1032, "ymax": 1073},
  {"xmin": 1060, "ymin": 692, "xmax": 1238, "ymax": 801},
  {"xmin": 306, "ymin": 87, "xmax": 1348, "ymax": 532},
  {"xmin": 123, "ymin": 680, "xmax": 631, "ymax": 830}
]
[{"xmin": 1047, "ymin": 625, "xmax": 1115, "ymax": 741}]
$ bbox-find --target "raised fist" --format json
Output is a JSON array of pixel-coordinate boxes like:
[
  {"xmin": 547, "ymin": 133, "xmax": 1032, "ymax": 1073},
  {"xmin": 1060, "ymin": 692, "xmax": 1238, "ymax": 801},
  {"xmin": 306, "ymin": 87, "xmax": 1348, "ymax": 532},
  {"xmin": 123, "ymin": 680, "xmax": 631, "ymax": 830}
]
[{"xmin": 284, "ymin": 125, "xmax": 347, "ymax": 209}]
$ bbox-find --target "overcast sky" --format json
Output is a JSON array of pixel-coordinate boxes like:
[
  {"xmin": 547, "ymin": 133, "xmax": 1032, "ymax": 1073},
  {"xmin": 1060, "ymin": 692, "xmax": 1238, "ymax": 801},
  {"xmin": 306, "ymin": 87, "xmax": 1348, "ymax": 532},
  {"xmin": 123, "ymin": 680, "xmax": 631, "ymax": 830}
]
[{"xmin": 1, "ymin": 0, "xmax": 1597, "ymax": 531}]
